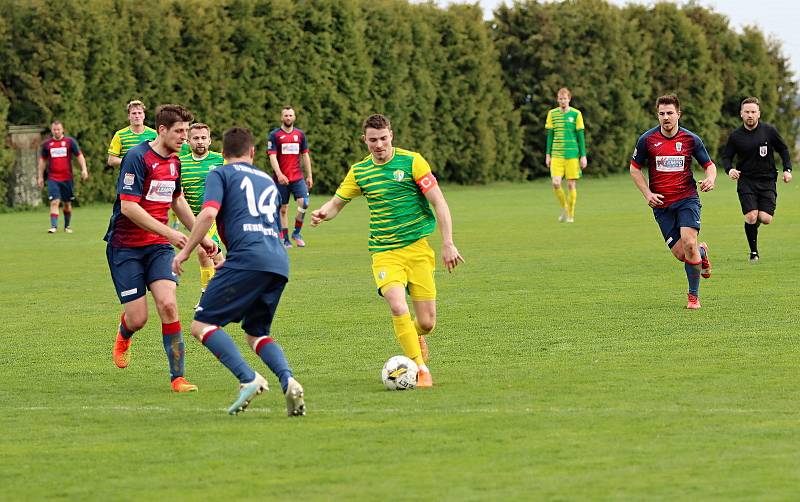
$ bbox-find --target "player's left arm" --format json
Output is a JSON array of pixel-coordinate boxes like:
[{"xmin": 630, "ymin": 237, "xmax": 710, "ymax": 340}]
[
  {"xmin": 72, "ymin": 139, "xmax": 89, "ymax": 180},
  {"xmin": 424, "ymin": 185, "xmax": 464, "ymax": 273},
  {"xmin": 301, "ymin": 152, "xmax": 313, "ymax": 189},
  {"xmin": 692, "ymin": 134, "xmax": 716, "ymax": 192},
  {"xmin": 173, "ymin": 205, "xmax": 218, "ymax": 275},
  {"xmin": 771, "ymin": 126, "xmax": 793, "ymax": 183},
  {"xmin": 576, "ymin": 111, "xmax": 587, "ymax": 169}
]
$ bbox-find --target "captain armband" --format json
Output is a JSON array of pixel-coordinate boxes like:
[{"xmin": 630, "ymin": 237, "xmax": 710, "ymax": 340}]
[{"xmin": 416, "ymin": 172, "xmax": 438, "ymax": 193}]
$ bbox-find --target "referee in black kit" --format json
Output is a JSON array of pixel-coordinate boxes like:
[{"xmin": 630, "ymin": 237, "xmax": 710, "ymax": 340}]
[{"xmin": 721, "ymin": 97, "xmax": 793, "ymax": 263}]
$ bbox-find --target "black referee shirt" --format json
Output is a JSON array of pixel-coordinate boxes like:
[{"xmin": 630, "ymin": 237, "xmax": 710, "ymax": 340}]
[{"xmin": 720, "ymin": 122, "xmax": 792, "ymax": 180}]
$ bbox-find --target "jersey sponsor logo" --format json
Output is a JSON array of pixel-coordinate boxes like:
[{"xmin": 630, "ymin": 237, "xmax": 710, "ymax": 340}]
[
  {"xmin": 120, "ymin": 287, "xmax": 138, "ymax": 297},
  {"xmin": 760, "ymin": 145, "xmax": 768, "ymax": 157},
  {"xmin": 675, "ymin": 142, "xmax": 682, "ymax": 152},
  {"xmin": 50, "ymin": 146, "xmax": 68, "ymax": 158},
  {"xmin": 123, "ymin": 173, "xmax": 135, "ymax": 186},
  {"xmin": 281, "ymin": 143, "xmax": 300, "ymax": 155},
  {"xmin": 145, "ymin": 180, "xmax": 176, "ymax": 202},
  {"xmin": 655, "ymin": 156, "xmax": 685, "ymax": 172},
  {"xmin": 393, "ymin": 170, "xmax": 406, "ymax": 182}
]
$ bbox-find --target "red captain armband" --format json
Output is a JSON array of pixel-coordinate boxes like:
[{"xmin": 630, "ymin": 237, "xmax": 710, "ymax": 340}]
[{"xmin": 416, "ymin": 172, "xmax": 438, "ymax": 193}]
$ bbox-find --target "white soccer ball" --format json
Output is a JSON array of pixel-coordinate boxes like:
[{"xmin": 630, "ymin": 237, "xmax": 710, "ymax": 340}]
[{"xmin": 381, "ymin": 355, "xmax": 419, "ymax": 390}]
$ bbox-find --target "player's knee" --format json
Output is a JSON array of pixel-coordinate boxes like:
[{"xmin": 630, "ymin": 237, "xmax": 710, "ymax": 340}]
[
  {"xmin": 744, "ymin": 212, "xmax": 758, "ymax": 224},
  {"xmin": 156, "ymin": 300, "xmax": 179, "ymax": 321},
  {"xmin": 760, "ymin": 214, "xmax": 772, "ymax": 225},
  {"xmin": 125, "ymin": 313, "xmax": 147, "ymax": 331},
  {"xmin": 298, "ymin": 198, "xmax": 308, "ymax": 210},
  {"xmin": 418, "ymin": 317, "xmax": 436, "ymax": 333},
  {"xmin": 190, "ymin": 321, "xmax": 210, "ymax": 341}
]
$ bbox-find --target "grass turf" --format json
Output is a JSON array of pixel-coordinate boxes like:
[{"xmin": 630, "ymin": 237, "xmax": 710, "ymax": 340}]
[{"xmin": 1, "ymin": 174, "xmax": 798, "ymax": 500}]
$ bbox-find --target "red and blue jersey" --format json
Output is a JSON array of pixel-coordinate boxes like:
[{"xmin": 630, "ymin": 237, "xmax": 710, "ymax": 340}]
[
  {"xmin": 631, "ymin": 126, "xmax": 713, "ymax": 207},
  {"xmin": 104, "ymin": 142, "xmax": 183, "ymax": 247},
  {"xmin": 203, "ymin": 162, "xmax": 289, "ymax": 278},
  {"xmin": 40, "ymin": 136, "xmax": 82, "ymax": 182},
  {"xmin": 267, "ymin": 127, "xmax": 309, "ymax": 182}
]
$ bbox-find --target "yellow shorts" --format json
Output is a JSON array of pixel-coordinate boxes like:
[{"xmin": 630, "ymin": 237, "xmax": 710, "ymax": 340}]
[
  {"xmin": 371, "ymin": 238, "xmax": 436, "ymax": 301},
  {"xmin": 550, "ymin": 157, "xmax": 581, "ymax": 180}
]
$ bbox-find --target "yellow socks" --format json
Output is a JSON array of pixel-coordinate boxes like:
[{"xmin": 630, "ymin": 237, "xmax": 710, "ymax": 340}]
[
  {"xmin": 554, "ymin": 187, "xmax": 567, "ymax": 209},
  {"xmin": 200, "ymin": 266, "xmax": 216, "ymax": 290},
  {"xmin": 392, "ymin": 313, "xmax": 423, "ymax": 366},
  {"xmin": 567, "ymin": 188, "xmax": 577, "ymax": 217}
]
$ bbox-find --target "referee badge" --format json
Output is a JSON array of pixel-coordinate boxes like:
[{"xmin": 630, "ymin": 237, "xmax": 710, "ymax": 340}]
[{"xmin": 760, "ymin": 145, "xmax": 768, "ymax": 157}]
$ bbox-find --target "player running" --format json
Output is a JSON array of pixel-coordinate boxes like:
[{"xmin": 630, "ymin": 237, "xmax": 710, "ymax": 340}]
[
  {"xmin": 312, "ymin": 114, "xmax": 464, "ymax": 388},
  {"xmin": 629, "ymin": 95, "xmax": 717, "ymax": 310},
  {"xmin": 720, "ymin": 97, "xmax": 793, "ymax": 263},
  {"xmin": 105, "ymin": 104, "xmax": 216, "ymax": 393},
  {"xmin": 37, "ymin": 121, "xmax": 89, "ymax": 233},
  {"xmin": 267, "ymin": 106, "xmax": 313, "ymax": 248},
  {"xmin": 173, "ymin": 127, "xmax": 305, "ymax": 417},
  {"xmin": 178, "ymin": 123, "xmax": 225, "ymax": 295},
  {"xmin": 545, "ymin": 87, "xmax": 587, "ymax": 223}
]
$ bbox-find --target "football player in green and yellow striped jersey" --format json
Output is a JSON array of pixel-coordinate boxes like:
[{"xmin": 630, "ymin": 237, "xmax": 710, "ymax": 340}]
[
  {"xmin": 178, "ymin": 123, "xmax": 225, "ymax": 294},
  {"xmin": 545, "ymin": 87, "xmax": 587, "ymax": 222},
  {"xmin": 312, "ymin": 114, "xmax": 464, "ymax": 388},
  {"xmin": 106, "ymin": 100, "xmax": 158, "ymax": 169}
]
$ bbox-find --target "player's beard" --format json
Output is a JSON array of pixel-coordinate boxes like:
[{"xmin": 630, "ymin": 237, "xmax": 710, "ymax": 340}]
[
  {"xmin": 193, "ymin": 145, "xmax": 207, "ymax": 156},
  {"xmin": 282, "ymin": 120, "xmax": 294, "ymax": 128}
]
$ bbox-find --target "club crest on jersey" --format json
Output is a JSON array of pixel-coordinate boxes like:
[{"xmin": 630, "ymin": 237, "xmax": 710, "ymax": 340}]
[
  {"xmin": 393, "ymin": 170, "xmax": 405, "ymax": 182},
  {"xmin": 675, "ymin": 142, "xmax": 682, "ymax": 152},
  {"xmin": 568, "ymin": 117, "xmax": 574, "ymax": 123},
  {"xmin": 760, "ymin": 145, "xmax": 768, "ymax": 157},
  {"xmin": 169, "ymin": 163, "xmax": 176, "ymax": 177}
]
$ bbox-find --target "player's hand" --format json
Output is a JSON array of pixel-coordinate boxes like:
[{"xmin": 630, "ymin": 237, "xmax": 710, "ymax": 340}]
[
  {"xmin": 784, "ymin": 171, "xmax": 793, "ymax": 183},
  {"xmin": 214, "ymin": 253, "xmax": 226, "ymax": 270},
  {"xmin": 729, "ymin": 169, "xmax": 740, "ymax": 180},
  {"xmin": 310, "ymin": 208, "xmax": 327, "ymax": 226},
  {"xmin": 306, "ymin": 176, "xmax": 313, "ymax": 189},
  {"xmin": 646, "ymin": 192, "xmax": 664, "ymax": 207},
  {"xmin": 441, "ymin": 243, "xmax": 464, "ymax": 273},
  {"xmin": 200, "ymin": 237, "xmax": 218, "ymax": 257},
  {"xmin": 37, "ymin": 176, "xmax": 44, "ymax": 188},
  {"xmin": 545, "ymin": 154, "xmax": 551, "ymax": 168},
  {"xmin": 699, "ymin": 177, "xmax": 715, "ymax": 192},
  {"xmin": 172, "ymin": 250, "xmax": 190, "ymax": 275},
  {"xmin": 579, "ymin": 156, "xmax": 587, "ymax": 170},
  {"xmin": 81, "ymin": 170, "xmax": 89, "ymax": 181},
  {"xmin": 277, "ymin": 173, "xmax": 289, "ymax": 185},
  {"xmin": 168, "ymin": 229, "xmax": 188, "ymax": 249}
]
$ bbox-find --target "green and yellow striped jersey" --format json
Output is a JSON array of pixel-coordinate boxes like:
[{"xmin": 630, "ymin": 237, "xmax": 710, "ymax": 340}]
[
  {"xmin": 335, "ymin": 147, "xmax": 436, "ymax": 253},
  {"xmin": 178, "ymin": 150, "xmax": 225, "ymax": 214},
  {"xmin": 545, "ymin": 107, "xmax": 585, "ymax": 159},
  {"xmin": 107, "ymin": 126, "xmax": 158, "ymax": 158}
]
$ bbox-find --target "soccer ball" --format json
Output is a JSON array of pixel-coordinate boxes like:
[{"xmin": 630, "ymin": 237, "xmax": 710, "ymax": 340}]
[{"xmin": 381, "ymin": 355, "xmax": 419, "ymax": 390}]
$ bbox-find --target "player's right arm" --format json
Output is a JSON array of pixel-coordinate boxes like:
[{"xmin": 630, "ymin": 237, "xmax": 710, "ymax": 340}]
[
  {"xmin": 107, "ymin": 131, "xmax": 123, "ymax": 168},
  {"xmin": 545, "ymin": 110, "xmax": 554, "ymax": 168},
  {"xmin": 267, "ymin": 131, "xmax": 288, "ymax": 184},
  {"xmin": 629, "ymin": 135, "xmax": 663, "ymax": 207},
  {"xmin": 720, "ymin": 132, "xmax": 739, "ymax": 179},
  {"xmin": 37, "ymin": 150, "xmax": 46, "ymax": 188},
  {"xmin": 311, "ymin": 196, "xmax": 347, "ymax": 225}
]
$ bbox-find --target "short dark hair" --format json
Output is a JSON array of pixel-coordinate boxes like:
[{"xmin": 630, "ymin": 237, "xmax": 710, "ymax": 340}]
[
  {"xmin": 363, "ymin": 114, "xmax": 391, "ymax": 133},
  {"xmin": 223, "ymin": 127, "xmax": 254, "ymax": 157},
  {"xmin": 741, "ymin": 97, "xmax": 760, "ymax": 109},
  {"xmin": 282, "ymin": 105, "xmax": 294, "ymax": 112},
  {"xmin": 656, "ymin": 95, "xmax": 680, "ymax": 111},
  {"xmin": 154, "ymin": 104, "xmax": 193, "ymax": 130},
  {"xmin": 51, "ymin": 120, "xmax": 63, "ymax": 127}
]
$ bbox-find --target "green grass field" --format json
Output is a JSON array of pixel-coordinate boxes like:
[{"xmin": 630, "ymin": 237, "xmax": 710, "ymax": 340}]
[{"xmin": 2, "ymin": 175, "xmax": 799, "ymax": 500}]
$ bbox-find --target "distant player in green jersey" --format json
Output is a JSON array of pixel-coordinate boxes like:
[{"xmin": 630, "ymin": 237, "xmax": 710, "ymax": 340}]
[
  {"xmin": 107, "ymin": 100, "xmax": 158, "ymax": 168},
  {"xmin": 545, "ymin": 87, "xmax": 587, "ymax": 222},
  {"xmin": 311, "ymin": 114, "xmax": 464, "ymax": 388},
  {"xmin": 178, "ymin": 123, "xmax": 225, "ymax": 293}
]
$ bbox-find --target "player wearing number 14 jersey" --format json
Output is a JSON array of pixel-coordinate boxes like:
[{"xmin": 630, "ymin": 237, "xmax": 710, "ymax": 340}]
[
  {"xmin": 173, "ymin": 127, "xmax": 305, "ymax": 417},
  {"xmin": 629, "ymin": 95, "xmax": 717, "ymax": 310}
]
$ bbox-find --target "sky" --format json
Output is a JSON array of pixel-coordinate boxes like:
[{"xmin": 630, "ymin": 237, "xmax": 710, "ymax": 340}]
[{"xmin": 463, "ymin": 0, "xmax": 800, "ymax": 78}]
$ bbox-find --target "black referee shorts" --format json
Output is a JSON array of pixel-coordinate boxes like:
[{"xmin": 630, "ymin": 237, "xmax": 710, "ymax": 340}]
[{"xmin": 737, "ymin": 176, "xmax": 777, "ymax": 215}]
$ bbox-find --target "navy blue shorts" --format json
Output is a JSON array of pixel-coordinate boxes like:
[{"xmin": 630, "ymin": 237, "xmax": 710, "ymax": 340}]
[
  {"xmin": 106, "ymin": 244, "xmax": 178, "ymax": 303},
  {"xmin": 652, "ymin": 196, "xmax": 702, "ymax": 249},
  {"xmin": 194, "ymin": 268, "xmax": 287, "ymax": 338},
  {"xmin": 47, "ymin": 180, "xmax": 74, "ymax": 202},
  {"xmin": 278, "ymin": 179, "xmax": 309, "ymax": 206}
]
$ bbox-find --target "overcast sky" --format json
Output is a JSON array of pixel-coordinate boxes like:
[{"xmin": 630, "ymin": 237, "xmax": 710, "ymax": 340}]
[{"xmin": 465, "ymin": 0, "xmax": 799, "ymax": 79}]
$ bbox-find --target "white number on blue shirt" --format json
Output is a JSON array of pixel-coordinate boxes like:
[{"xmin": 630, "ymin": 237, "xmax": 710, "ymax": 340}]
[{"xmin": 240, "ymin": 176, "xmax": 278, "ymax": 223}]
